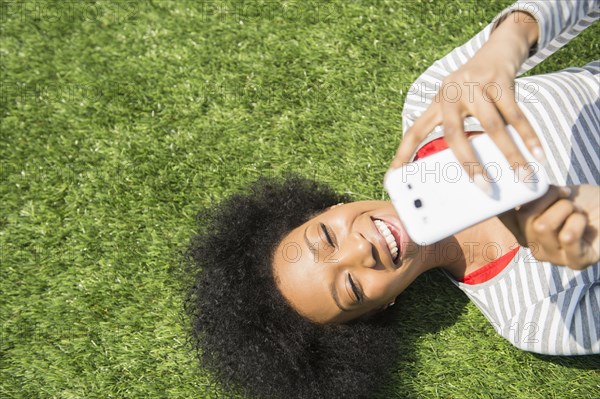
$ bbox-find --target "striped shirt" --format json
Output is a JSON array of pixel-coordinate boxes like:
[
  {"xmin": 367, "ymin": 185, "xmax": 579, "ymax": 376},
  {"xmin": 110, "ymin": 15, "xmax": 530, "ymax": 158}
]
[{"xmin": 403, "ymin": 0, "xmax": 600, "ymax": 355}]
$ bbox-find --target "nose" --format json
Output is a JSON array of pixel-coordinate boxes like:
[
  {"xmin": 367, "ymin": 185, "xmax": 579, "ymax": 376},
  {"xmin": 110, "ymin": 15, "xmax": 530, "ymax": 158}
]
[{"xmin": 343, "ymin": 232, "xmax": 377, "ymax": 269}]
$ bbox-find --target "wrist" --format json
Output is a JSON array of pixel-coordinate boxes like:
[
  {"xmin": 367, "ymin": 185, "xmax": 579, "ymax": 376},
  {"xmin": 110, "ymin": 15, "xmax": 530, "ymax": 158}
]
[
  {"xmin": 486, "ymin": 11, "xmax": 539, "ymax": 72},
  {"xmin": 495, "ymin": 11, "xmax": 539, "ymax": 48}
]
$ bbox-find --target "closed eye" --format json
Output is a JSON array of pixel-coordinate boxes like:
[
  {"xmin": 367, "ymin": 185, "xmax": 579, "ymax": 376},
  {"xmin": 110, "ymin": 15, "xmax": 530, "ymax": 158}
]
[
  {"xmin": 320, "ymin": 222, "xmax": 335, "ymax": 247},
  {"xmin": 348, "ymin": 274, "xmax": 363, "ymax": 303}
]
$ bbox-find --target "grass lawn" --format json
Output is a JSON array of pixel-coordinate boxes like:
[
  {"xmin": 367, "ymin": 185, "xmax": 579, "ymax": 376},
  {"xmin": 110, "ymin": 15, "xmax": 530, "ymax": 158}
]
[{"xmin": 1, "ymin": 0, "xmax": 599, "ymax": 398}]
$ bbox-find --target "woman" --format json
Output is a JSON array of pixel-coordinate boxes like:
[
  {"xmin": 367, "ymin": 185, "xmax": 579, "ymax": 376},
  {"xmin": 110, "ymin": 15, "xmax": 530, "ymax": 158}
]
[{"xmin": 186, "ymin": 1, "xmax": 599, "ymax": 398}]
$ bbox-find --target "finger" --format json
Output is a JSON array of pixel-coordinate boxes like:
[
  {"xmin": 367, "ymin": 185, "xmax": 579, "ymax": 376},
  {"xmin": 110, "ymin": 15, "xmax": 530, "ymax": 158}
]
[
  {"xmin": 532, "ymin": 199, "xmax": 575, "ymax": 236},
  {"xmin": 495, "ymin": 82, "xmax": 546, "ymax": 165},
  {"xmin": 500, "ymin": 191, "xmax": 565, "ymax": 248},
  {"xmin": 441, "ymin": 102, "xmax": 493, "ymax": 195},
  {"xmin": 518, "ymin": 185, "xmax": 570, "ymax": 218},
  {"xmin": 560, "ymin": 212, "xmax": 593, "ymax": 269},
  {"xmin": 515, "ymin": 186, "xmax": 571, "ymax": 250},
  {"xmin": 525, "ymin": 200, "xmax": 573, "ymax": 261},
  {"xmin": 473, "ymin": 97, "xmax": 531, "ymax": 187},
  {"xmin": 390, "ymin": 103, "xmax": 442, "ymax": 169}
]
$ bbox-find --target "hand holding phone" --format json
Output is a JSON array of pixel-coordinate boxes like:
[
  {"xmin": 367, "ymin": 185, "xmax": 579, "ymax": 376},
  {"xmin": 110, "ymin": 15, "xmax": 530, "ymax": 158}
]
[
  {"xmin": 385, "ymin": 131, "xmax": 550, "ymax": 245},
  {"xmin": 500, "ymin": 184, "xmax": 599, "ymax": 270}
]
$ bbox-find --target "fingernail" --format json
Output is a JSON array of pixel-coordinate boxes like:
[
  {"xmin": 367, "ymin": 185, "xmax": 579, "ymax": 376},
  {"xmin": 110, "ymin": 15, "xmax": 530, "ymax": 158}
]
[
  {"xmin": 474, "ymin": 174, "xmax": 494, "ymax": 197},
  {"xmin": 532, "ymin": 146, "xmax": 546, "ymax": 163}
]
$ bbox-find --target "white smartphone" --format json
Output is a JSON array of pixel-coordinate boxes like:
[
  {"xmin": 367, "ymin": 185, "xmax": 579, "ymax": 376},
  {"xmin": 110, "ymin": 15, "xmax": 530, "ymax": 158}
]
[{"xmin": 384, "ymin": 131, "xmax": 550, "ymax": 245}]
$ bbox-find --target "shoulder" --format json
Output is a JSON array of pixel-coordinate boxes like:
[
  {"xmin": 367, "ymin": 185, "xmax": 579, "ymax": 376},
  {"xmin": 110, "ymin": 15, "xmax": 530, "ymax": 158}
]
[{"xmin": 454, "ymin": 250, "xmax": 600, "ymax": 355}]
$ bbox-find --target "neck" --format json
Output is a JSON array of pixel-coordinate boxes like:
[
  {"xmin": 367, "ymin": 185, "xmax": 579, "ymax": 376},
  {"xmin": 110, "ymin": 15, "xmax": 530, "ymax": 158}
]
[{"xmin": 418, "ymin": 217, "xmax": 517, "ymax": 280}]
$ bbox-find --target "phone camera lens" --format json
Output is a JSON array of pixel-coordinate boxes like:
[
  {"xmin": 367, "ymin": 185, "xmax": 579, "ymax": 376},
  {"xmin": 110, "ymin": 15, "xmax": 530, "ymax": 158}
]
[{"xmin": 414, "ymin": 199, "xmax": 422, "ymax": 208}]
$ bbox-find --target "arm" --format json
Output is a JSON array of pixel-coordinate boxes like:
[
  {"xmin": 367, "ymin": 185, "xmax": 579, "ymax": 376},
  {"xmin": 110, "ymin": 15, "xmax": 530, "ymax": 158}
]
[
  {"xmin": 394, "ymin": 11, "xmax": 541, "ymax": 195},
  {"xmin": 401, "ymin": 0, "xmax": 600, "ymax": 133},
  {"xmin": 395, "ymin": 0, "xmax": 599, "ymax": 174}
]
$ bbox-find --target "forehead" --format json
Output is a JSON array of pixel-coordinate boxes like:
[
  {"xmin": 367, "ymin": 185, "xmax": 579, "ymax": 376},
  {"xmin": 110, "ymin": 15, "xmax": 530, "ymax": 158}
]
[{"xmin": 272, "ymin": 219, "xmax": 342, "ymax": 323}]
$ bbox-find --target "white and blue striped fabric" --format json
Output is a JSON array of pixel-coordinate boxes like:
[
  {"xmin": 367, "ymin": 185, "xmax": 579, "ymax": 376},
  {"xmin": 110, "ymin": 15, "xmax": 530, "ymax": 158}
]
[{"xmin": 403, "ymin": 0, "xmax": 599, "ymax": 355}]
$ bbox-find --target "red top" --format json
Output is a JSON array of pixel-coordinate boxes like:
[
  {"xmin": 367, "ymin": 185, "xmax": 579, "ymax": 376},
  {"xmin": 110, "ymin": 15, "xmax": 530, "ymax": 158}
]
[
  {"xmin": 412, "ymin": 134, "xmax": 520, "ymax": 284},
  {"xmin": 413, "ymin": 132, "xmax": 480, "ymax": 161},
  {"xmin": 460, "ymin": 247, "xmax": 520, "ymax": 284},
  {"xmin": 413, "ymin": 136, "xmax": 453, "ymax": 161}
]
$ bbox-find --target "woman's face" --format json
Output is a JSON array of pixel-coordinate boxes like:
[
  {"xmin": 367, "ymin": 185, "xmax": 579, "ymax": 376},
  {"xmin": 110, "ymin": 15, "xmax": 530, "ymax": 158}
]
[{"xmin": 272, "ymin": 201, "xmax": 433, "ymax": 324}]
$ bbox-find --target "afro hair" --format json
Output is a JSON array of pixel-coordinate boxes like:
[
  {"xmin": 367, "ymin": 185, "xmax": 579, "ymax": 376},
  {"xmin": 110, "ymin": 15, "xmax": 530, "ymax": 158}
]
[{"xmin": 185, "ymin": 173, "xmax": 400, "ymax": 399}]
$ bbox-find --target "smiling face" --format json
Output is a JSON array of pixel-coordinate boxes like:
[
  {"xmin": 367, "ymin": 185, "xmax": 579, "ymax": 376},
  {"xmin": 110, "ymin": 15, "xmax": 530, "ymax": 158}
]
[{"xmin": 272, "ymin": 200, "xmax": 436, "ymax": 324}]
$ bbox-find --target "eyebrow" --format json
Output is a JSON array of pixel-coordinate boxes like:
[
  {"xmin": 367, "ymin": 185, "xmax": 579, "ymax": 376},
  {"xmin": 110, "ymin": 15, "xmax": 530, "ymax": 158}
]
[{"xmin": 303, "ymin": 225, "xmax": 351, "ymax": 313}]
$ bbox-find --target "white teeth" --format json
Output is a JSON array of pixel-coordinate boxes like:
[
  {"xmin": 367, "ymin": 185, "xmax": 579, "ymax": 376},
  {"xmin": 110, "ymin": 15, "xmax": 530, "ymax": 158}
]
[{"xmin": 374, "ymin": 220, "xmax": 399, "ymax": 260}]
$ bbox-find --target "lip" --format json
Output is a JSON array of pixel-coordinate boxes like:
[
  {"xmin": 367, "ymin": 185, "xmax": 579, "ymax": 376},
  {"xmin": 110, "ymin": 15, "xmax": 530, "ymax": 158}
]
[{"xmin": 372, "ymin": 215, "xmax": 410, "ymax": 267}]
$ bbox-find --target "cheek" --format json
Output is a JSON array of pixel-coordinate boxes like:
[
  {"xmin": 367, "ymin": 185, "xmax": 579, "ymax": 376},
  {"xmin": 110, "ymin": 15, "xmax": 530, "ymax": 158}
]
[{"xmin": 363, "ymin": 273, "xmax": 396, "ymax": 304}]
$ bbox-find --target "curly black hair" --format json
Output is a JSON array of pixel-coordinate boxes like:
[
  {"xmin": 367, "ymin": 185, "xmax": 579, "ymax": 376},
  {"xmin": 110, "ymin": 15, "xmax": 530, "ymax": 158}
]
[{"xmin": 185, "ymin": 173, "xmax": 400, "ymax": 399}]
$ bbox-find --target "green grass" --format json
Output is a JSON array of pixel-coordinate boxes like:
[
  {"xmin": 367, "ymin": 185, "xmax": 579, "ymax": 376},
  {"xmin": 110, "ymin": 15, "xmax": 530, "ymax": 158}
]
[{"xmin": 1, "ymin": 1, "xmax": 599, "ymax": 398}]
